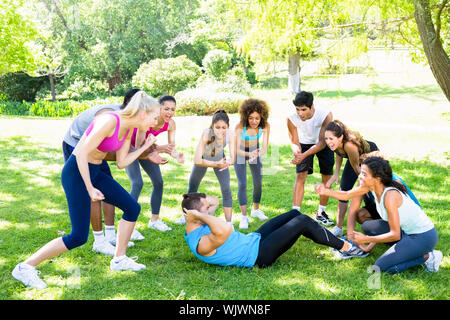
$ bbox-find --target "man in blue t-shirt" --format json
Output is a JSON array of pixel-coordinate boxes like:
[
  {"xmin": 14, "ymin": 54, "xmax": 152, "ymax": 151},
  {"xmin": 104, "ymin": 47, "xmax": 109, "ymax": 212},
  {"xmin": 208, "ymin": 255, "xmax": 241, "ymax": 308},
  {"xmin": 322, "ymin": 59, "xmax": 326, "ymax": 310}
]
[{"xmin": 182, "ymin": 193, "xmax": 369, "ymax": 268}]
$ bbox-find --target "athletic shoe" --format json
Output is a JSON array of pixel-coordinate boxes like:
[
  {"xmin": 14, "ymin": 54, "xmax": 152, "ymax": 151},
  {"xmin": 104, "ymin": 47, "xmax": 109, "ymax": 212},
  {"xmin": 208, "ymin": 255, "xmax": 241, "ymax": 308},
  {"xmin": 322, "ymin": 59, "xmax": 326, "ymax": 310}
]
[
  {"xmin": 110, "ymin": 256, "xmax": 146, "ymax": 272},
  {"xmin": 107, "ymin": 236, "xmax": 135, "ymax": 248},
  {"xmin": 239, "ymin": 216, "xmax": 249, "ymax": 229},
  {"xmin": 12, "ymin": 263, "xmax": 47, "ymax": 289},
  {"xmin": 315, "ymin": 211, "xmax": 334, "ymax": 227},
  {"xmin": 251, "ymin": 209, "xmax": 268, "ymax": 220},
  {"xmin": 425, "ymin": 250, "xmax": 443, "ymax": 272},
  {"xmin": 338, "ymin": 238, "xmax": 369, "ymax": 260},
  {"xmin": 330, "ymin": 226, "xmax": 343, "ymax": 237},
  {"xmin": 227, "ymin": 221, "xmax": 235, "ymax": 231},
  {"xmin": 148, "ymin": 219, "xmax": 172, "ymax": 231},
  {"xmin": 92, "ymin": 239, "xmax": 116, "ymax": 256},
  {"xmin": 130, "ymin": 228, "xmax": 145, "ymax": 241},
  {"xmin": 175, "ymin": 215, "xmax": 186, "ymax": 225}
]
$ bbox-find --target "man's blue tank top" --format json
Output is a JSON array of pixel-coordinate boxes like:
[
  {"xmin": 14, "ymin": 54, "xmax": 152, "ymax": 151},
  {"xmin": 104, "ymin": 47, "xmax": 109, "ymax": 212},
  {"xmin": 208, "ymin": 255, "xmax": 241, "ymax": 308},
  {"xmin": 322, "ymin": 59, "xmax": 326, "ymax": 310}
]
[{"xmin": 185, "ymin": 225, "xmax": 261, "ymax": 268}]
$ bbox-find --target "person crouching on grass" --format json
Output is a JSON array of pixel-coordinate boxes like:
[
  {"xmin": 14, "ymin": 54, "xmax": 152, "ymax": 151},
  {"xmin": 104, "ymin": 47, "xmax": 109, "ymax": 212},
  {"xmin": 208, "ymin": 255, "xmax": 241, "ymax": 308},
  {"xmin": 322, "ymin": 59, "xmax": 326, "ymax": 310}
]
[{"xmin": 12, "ymin": 91, "xmax": 160, "ymax": 289}]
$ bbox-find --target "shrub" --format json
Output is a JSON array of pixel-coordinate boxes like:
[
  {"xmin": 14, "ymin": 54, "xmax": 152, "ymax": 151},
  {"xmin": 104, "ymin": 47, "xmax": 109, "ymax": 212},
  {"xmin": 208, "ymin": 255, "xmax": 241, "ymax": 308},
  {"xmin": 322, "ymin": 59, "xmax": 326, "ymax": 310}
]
[
  {"xmin": 175, "ymin": 88, "xmax": 247, "ymax": 115},
  {"xmin": 202, "ymin": 50, "xmax": 233, "ymax": 80},
  {"xmin": 0, "ymin": 72, "xmax": 47, "ymax": 102},
  {"xmin": 0, "ymin": 101, "xmax": 31, "ymax": 115},
  {"xmin": 196, "ymin": 67, "xmax": 252, "ymax": 96},
  {"xmin": 0, "ymin": 97, "xmax": 122, "ymax": 117},
  {"xmin": 132, "ymin": 55, "xmax": 202, "ymax": 97}
]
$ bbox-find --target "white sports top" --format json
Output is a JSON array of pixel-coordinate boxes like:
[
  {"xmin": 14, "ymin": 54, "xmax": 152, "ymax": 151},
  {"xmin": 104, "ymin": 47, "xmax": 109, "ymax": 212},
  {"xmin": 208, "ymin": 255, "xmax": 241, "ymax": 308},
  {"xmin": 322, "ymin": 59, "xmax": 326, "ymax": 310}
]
[
  {"xmin": 372, "ymin": 187, "xmax": 434, "ymax": 235},
  {"xmin": 288, "ymin": 105, "xmax": 329, "ymax": 144}
]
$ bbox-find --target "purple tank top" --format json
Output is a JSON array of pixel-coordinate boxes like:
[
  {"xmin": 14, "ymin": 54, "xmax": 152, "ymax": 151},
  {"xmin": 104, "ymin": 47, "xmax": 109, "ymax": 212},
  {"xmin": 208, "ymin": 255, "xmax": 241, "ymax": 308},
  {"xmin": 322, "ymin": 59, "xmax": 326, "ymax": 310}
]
[
  {"xmin": 85, "ymin": 113, "xmax": 130, "ymax": 153},
  {"xmin": 131, "ymin": 122, "xmax": 169, "ymax": 148}
]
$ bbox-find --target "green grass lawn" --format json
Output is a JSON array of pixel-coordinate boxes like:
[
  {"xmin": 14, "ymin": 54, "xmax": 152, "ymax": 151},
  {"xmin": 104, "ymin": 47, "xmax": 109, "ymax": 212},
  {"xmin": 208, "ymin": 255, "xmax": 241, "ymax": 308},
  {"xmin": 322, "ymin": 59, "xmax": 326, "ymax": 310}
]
[
  {"xmin": 0, "ymin": 135, "xmax": 448, "ymax": 300},
  {"xmin": 0, "ymin": 71, "xmax": 449, "ymax": 300}
]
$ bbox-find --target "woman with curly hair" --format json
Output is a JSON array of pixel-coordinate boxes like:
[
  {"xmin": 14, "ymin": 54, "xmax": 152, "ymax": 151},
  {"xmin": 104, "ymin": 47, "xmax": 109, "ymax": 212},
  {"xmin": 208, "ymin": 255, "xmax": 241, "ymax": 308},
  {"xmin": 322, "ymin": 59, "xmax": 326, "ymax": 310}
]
[
  {"xmin": 324, "ymin": 120, "xmax": 379, "ymax": 236},
  {"xmin": 234, "ymin": 98, "xmax": 271, "ymax": 229}
]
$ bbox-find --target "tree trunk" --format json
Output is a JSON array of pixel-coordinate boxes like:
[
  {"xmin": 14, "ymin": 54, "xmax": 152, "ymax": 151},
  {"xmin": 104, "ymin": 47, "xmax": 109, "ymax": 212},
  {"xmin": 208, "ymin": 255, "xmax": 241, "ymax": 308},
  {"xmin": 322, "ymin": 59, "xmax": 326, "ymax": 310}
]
[
  {"xmin": 288, "ymin": 53, "xmax": 301, "ymax": 94},
  {"xmin": 49, "ymin": 74, "xmax": 56, "ymax": 102},
  {"xmin": 412, "ymin": 0, "xmax": 450, "ymax": 101}
]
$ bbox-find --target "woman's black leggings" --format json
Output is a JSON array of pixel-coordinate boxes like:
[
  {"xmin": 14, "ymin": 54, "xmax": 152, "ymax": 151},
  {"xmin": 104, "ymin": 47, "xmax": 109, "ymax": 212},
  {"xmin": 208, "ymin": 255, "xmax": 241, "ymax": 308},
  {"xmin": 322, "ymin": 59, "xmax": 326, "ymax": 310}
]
[{"xmin": 254, "ymin": 210, "xmax": 344, "ymax": 268}]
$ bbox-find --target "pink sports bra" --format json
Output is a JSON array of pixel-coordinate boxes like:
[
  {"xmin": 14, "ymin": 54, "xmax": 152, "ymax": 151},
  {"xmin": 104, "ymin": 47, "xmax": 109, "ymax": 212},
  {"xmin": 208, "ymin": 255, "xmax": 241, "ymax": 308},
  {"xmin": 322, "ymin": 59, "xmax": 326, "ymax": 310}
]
[
  {"xmin": 85, "ymin": 113, "xmax": 130, "ymax": 153},
  {"xmin": 131, "ymin": 121, "xmax": 169, "ymax": 148}
]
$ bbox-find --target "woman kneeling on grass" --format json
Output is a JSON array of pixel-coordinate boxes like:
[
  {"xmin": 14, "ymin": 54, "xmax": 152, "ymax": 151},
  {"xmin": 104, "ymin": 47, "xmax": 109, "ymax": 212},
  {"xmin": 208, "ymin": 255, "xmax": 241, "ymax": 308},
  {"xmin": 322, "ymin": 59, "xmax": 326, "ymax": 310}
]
[
  {"xmin": 350, "ymin": 156, "xmax": 442, "ymax": 274},
  {"xmin": 181, "ymin": 193, "xmax": 368, "ymax": 269},
  {"xmin": 12, "ymin": 91, "xmax": 160, "ymax": 289}
]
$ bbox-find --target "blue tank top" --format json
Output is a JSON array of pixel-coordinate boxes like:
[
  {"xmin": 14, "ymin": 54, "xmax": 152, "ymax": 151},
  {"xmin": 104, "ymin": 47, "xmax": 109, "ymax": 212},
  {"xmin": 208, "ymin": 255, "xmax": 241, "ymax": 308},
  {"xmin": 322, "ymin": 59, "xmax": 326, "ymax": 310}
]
[
  {"xmin": 184, "ymin": 225, "xmax": 261, "ymax": 268},
  {"xmin": 241, "ymin": 126, "xmax": 263, "ymax": 141}
]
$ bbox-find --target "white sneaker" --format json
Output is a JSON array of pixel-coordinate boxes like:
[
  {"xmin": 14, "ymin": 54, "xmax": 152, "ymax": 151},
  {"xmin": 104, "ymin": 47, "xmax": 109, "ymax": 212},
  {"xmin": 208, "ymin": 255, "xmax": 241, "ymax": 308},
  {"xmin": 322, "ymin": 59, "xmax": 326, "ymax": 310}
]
[
  {"xmin": 331, "ymin": 226, "xmax": 343, "ymax": 237},
  {"xmin": 425, "ymin": 250, "xmax": 443, "ymax": 272},
  {"xmin": 130, "ymin": 228, "xmax": 145, "ymax": 241},
  {"xmin": 110, "ymin": 256, "xmax": 146, "ymax": 272},
  {"xmin": 148, "ymin": 219, "xmax": 172, "ymax": 231},
  {"xmin": 92, "ymin": 240, "xmax": 116, "ymax": 256},
  {"xmin": 227, "ymin": 221, "xmax": 235, "ymax": 231},
  {"xmin": 175, "ymin": 215, "xmax": 186, "ymax": 225},
  {"xmin": 12, "ymin": 263, "xmax": 47, "ymax": 289},
  {"xmin": 107, "ymin": 236, "xmax": 135, "ymax": 248},
  {"xmin": 239, "ymin": 216, "xmax": 249, "ymax": 229},
  {"xmin": 251, "ymin": 209, "xmax": 268, "ymax": 220}
]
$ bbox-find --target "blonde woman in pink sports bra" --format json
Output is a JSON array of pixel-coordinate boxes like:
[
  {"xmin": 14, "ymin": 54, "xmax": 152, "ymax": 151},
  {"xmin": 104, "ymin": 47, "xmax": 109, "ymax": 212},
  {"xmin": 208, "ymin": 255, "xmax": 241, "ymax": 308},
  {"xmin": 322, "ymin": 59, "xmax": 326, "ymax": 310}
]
[
  {"xmin": 12, "ymin": 91, "xmax": 161, "ymax": 289},
  {"xmin": 125, "ymin": 95, "xmax": 184, "ymax": 233}
]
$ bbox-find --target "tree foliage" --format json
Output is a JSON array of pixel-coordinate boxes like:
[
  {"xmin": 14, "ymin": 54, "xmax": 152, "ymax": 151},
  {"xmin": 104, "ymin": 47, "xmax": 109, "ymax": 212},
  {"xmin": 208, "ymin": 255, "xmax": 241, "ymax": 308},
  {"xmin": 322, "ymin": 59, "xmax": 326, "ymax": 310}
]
[{"xmin": 0, "ymin": 0, "xmax": 38, "ymax": 74}]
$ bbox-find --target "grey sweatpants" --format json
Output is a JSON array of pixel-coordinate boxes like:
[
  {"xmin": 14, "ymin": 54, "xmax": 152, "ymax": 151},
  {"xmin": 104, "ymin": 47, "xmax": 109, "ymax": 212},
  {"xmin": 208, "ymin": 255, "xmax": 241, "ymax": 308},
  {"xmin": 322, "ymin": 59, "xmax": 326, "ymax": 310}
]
[
  {"xmin": 125, "ymin": 158, "xmax": 164, "ymax": 215},
  {"xmin": 187, "ymin": 165, "xmax": 233, "ymax": 207},
  {"xmin": 234, "ymin": 157, "xmax": 262, "ymax": 206}
]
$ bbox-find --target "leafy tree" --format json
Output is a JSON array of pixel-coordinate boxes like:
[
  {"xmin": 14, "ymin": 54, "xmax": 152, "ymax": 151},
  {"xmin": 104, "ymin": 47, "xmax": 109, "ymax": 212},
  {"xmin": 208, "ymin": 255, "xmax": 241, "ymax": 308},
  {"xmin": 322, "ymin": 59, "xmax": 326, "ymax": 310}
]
[
  {"xmin": 0, "ymin": 0, "xmax": 37, "ymax": 75},
  {"xmin": 47, "ymin": 0, "xmax": 202, "ymax": 91}
]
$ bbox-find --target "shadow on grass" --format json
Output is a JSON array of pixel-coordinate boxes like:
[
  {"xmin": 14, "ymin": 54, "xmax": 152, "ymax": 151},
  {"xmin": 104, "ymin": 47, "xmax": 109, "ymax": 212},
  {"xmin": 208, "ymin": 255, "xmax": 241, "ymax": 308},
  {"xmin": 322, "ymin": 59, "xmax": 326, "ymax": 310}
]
[{"xmin": 0, "ymin": 137, "xmax": 448, "ymax": 300}]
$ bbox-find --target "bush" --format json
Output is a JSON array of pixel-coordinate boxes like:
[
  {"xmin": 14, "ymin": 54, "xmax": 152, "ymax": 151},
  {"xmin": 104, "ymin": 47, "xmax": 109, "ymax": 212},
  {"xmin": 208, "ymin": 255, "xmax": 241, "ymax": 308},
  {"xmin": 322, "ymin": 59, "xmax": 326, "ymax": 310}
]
[
  {"xmin": 175, "ymin": 88, "xmax": 247, "ymax": 115},
  {"xmin": 132, "ymin": 55, "xmax": 202, "ymax": 97},
  {"xmin": 0, "ymin": 97, "xmax": 122, "ymax": 117},
  {"xmin": 0, "ymin": 101, "xmax": 31, "ymax": 115},
  {"xmin": 196, "ymin": 67, "xmax": 252, "ymax": 96},
  {"xmin": 0, "ymin": 72, "xmax": 47, "ymax": 102},
  {"xmin": 202, "ymin": 50, "xmax": 233, "ymax": 80}
]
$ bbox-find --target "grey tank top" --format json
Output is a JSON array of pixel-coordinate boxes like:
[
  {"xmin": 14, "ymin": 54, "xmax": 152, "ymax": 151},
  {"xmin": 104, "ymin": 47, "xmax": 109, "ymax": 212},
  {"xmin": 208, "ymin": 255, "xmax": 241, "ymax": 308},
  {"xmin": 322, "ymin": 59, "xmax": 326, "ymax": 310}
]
[
  {"xmin": 202, "ymin": 128, "xmax": 229, "ymax": 162},
  {"xmin": 63, "ymin": 104, "xmax": 122, "ymax": 147}
]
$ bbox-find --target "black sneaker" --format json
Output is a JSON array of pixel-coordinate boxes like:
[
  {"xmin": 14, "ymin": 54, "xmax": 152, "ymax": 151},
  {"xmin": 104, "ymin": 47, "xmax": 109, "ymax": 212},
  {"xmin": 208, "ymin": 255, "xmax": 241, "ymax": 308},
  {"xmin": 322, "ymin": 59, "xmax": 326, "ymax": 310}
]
[{"xmin": 315, "ymin": 211, "xmax": 335, "ymax": 227}]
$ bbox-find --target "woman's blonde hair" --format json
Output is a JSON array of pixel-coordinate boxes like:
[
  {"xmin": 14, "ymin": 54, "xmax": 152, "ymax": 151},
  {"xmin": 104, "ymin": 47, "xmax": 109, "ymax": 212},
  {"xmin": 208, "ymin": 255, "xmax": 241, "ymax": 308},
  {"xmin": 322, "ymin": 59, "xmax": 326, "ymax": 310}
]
[{"xmin": 119, "ymin": 90, "xmax": 160, "ymax": 118}]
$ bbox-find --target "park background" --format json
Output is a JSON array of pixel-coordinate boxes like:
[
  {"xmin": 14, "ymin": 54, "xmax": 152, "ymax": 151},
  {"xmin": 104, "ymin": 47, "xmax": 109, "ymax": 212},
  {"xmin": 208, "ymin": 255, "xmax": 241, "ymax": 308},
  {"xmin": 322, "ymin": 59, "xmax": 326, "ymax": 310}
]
[{"xmin": 0, "ymin": 0, "xmax": 448, "ymax": 300}]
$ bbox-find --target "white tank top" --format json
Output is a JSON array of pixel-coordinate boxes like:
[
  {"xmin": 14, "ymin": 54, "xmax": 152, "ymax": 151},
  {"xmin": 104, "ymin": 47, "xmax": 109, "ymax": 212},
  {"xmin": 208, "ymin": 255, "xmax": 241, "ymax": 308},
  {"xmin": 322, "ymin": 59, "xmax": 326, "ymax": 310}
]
[
  {"xmin": 373, "ymin": 187, "xmax": 434, "ymax": 235},
  {"xmin": 288, "ymin": 105, "xmax": 329, "ymax": 144}
]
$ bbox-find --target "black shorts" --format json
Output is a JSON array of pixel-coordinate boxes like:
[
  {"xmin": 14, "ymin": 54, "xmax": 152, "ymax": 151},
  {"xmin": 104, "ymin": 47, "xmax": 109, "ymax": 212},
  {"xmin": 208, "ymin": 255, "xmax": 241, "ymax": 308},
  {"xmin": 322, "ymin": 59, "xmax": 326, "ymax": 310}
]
[
  {"xmin": 339, "ymin": 141, "xmax": 379, "ymax": 194},
  {"xmin": 296, "ymin": 144, "xmax": 334, "ymax": 175},
  {"xmin": 362, "ymin": 193, "xmax": 382, "ymax": 220}
]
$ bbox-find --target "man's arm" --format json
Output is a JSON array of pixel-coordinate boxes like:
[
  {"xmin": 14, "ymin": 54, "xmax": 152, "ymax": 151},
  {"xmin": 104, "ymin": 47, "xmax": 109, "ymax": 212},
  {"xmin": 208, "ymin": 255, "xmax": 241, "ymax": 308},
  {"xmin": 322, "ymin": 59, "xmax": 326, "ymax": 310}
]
[
  {"xmin": 287, "ymin": 117, "xmax": 301, "ymax": 155},
  {"xmin": 184, "ymin": 209, "xmax": 233, "ymax": 257},
  {"xmin": 296, "ymin": 112, "xmax": 333, "ymax": 161}
]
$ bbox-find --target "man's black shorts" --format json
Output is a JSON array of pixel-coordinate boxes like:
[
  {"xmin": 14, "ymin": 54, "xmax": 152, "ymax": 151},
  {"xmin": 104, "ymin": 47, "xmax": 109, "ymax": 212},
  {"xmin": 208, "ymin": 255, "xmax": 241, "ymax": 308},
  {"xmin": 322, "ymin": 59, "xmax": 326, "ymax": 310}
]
[{"xmin": 295, "ymin": 144, "xmax": 334, "ymax": 175}]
